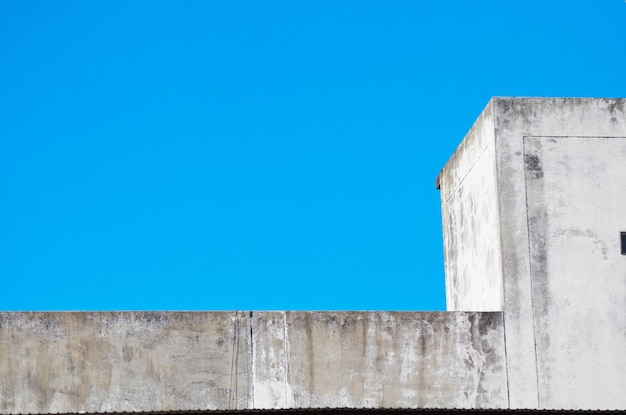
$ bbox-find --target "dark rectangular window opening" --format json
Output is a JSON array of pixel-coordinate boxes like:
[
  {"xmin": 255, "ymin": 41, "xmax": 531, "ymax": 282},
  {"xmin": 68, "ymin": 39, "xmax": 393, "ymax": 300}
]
[{"xmin": 621, "ymin": 232, "xmax": 626, "ymax": 255}]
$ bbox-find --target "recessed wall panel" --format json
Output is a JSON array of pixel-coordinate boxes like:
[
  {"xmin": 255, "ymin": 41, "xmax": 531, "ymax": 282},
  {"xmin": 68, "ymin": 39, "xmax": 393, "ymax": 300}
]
[{"xmin": 524, "ymin": 136, "xmax": 626, "ymax": 409}]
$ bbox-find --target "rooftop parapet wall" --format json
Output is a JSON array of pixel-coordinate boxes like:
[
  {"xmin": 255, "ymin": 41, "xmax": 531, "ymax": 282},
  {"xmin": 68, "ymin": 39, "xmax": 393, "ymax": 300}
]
[{"xmin": 0, "ymin": 312, "xmax": 507, "ymax": 414}]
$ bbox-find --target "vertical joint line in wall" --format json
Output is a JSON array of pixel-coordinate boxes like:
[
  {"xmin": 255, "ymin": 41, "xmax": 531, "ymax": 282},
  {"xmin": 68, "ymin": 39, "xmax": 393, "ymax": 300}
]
[
  {"xmin": 249, "ymin": 311, "xmax": 255, "ymax": 409},
  {"xmin": 522, "ymin": 136, "xmax": 541, "ymax": 409},
  {"xmin": 282, "ymin": 312, "xmax": 289, "ymax": 405},
  {"xmin": 229, "ymin": 311, "xmax": 240, "ymax": 410},
  {"xmin": 502, "ymin": 312, "xmax": 511, "ymax": 408},
  {"xmin": 235, "ymin": 311, "xmax": 240, "ymax": 407},
  {"xmin": 228, "ymin": 313, "xmax": 235, "ymax": 409}
]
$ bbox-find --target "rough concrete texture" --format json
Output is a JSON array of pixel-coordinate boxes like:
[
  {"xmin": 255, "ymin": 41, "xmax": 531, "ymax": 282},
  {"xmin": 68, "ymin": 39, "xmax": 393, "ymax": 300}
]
[
  {"xmin": 438, "ymin": 97, "xmax": 626, "ymax": 409},
  {"xmin": 0, "ymin": 312, "xmax": 251, "ymax": 413},
  {"xmin": 437, "ymin": 102, "xmax": 504, "ymax": 312},
  {"xmin": 253, "ymin": 312, "xmax": 506, "ymax": 409},
  {"xmin": 0, "ymin": 311, "xmax": 507, "ymax": 414},
  {"xmin": 524, "ymin": 136, "xmax": 626, "ymax": 408}
]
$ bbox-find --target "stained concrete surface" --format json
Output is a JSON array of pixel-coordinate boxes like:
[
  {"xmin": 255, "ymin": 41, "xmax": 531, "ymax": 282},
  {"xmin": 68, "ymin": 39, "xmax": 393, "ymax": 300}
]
[
  {"xmin": 0, "ymin": 312, "xmax": 507, "ymax": 414},
  {"xmin": 524, "ymin": 136, "xmax": 626, "ymax": 408},
  {"xmin": 493, "ymin": 98, "xmax": 626, "ymax": 410},
  {"xmin": 253, "ymin": 312, "xmax": 506, "ymax": 409},
  {"xmin": 437, "ymin": 102, "xmax": 504, "ymax": 312},
  {"xmin": 438, "ymin": 97, "xmax": 626, "ymax": 409},
  {"xmin": 0, "ymin": 312, "xmax": 251, "ymax": 413}
]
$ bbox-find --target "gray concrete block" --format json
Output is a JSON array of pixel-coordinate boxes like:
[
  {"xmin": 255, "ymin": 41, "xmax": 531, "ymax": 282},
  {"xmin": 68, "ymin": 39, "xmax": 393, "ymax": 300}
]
[{"xmin": 0, "ymin": 311, "xmax": 506, "ymax": 413}]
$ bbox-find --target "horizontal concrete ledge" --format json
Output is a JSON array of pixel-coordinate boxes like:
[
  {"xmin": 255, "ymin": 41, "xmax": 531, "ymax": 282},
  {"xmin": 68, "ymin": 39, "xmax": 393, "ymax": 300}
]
[
  {"xmin": 5, "ymin": 409, "xmax": 626, "ymax": 415},
  {"xmin": 0, "ymin": 312, "xmax": 507, "ymax": 414}
]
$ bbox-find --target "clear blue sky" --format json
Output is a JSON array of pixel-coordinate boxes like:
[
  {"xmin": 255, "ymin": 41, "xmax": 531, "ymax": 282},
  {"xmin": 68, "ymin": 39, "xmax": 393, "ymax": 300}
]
[{"xmin": 1, "ymin": 1, "xmax": 624, "ymax": 311}]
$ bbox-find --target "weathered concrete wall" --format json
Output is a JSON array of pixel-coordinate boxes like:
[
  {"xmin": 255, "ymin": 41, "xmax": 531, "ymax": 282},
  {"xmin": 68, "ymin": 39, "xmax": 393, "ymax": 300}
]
[
  {"xmin": 252, "ymin": 312, "xmax": 506, "ymax": 409},
  {"xmin": 0, "ymin": 311, "xmax": 507, "ymax": 414},
  {"xmin": 524, "ymin": 135, "xmax": 626, "ymax": 409},
  {"xmin": 437, "ymin": 101, "xmax": 504, "ymax": 312},
  {"xmin": 0, "ymin": 312, "xmax": 252, "ymax": 413},
  {"xmin": 438, "ymin": 97, "xmax": 626, "ymax": 410},
  {"xmin": 494, "ymin": 98, "xmax": 626, "ymax": 410}
]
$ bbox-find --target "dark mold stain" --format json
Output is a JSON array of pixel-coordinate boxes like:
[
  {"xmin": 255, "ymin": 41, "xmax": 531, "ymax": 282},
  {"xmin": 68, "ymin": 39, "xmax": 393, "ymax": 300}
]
[
  {"xmin": 304, "ymin": 313, "xmax": 315, "ymax": 393},
  {"xmin": 606, "ymin": 99, "xmax": 625, "ymax": 115},
  {"xmin": 524, "ymin": 154, "xmax": 544, "ymax": 179},
  {"xmin": 122, "ymin": 345, "xmax": 134, "ymax": 363}
]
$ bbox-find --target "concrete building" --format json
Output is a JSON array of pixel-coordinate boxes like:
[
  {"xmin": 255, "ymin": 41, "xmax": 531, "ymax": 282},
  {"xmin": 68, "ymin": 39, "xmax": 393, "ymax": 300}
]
[
  {"xmin": 437, "ymin": 97, "xmax": 626, "ymax": 410},
  {"xmin": 1, "ymin": 98, "xmax": 624, "ymax": 413}
]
